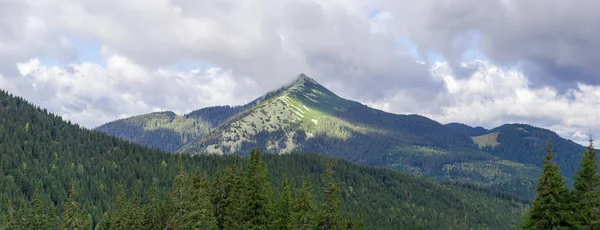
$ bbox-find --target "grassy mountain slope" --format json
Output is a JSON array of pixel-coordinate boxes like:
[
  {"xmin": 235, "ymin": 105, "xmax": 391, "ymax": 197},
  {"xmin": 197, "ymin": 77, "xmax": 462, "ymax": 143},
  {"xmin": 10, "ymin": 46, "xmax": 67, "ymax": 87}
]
[
  {"xmin": 175, "ymin": 74, "xmax": 540, "ymax": 198},
  {"xmin": 96, "ymin": 105, "xmax": 244, "ymax": 152},
  {"xmin": 0, "ymin": 89, "xmax": 527, "ymax": 229},
  {"xmin": 181, "ymin": 74, "xmax": 480, "ymax": 155}
]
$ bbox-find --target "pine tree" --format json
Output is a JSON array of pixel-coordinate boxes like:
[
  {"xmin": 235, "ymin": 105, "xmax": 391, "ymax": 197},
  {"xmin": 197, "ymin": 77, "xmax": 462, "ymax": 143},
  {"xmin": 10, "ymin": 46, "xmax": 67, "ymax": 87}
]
[
  {"xmin": 127, "ymin": 180, "xmax": 144, "ymax": 230},
  {"xmin": 49, "ymin": 201, "xmax": 60, "ymax": 229},
  {"xmin": 25, "ymin": 189, "xmax": 53, "ymax": 230},
  {"xmin": 274, "ymin": 176, "xmax": 295, "ymax": 230},
  {"xmin": 4, "ymin": 200, "xmax": 20, "ymax": 230},
  {"xmin": 164, "ymin": 154, "xmax": 195, "ymax": 230},
  {"xmin": 212, "ymin": 161, "xmax": 243, "ymax": 230},
  {"xmin": 222, "ymin": 161, "xmax": 245, "ymax": 230},
  {"xmin": 61, "ymin": 183, "xmax": 86, "ymax": 230},
  {"xmin": 85, "ymin": 214, "xmax": 93, "ymax": 230},
  {"xmin": 317, "ymin": 161, "xmax": 344, "ymax": 230},
  {"xmin": 522, "ymin": 142, "xmax": 574, "ymax": 229},
  {"xmin": 110, "ymin": 184, "xmax": 129, "ymax": 230},
  {"xmin": 346, "ymin": 210, "xmax": 367, "ymax": 230},
  {"xmin": 573, "ymin": 138, "xmax": 600, "ymax": 228},
  {"xmin": 186, "ymin": 174, "xmax": 218, "ymax": 230},
  {"xmin": 212, "ymin": 168, "xmax": 228, "ymax": 229},
  {"xmin": 243, "ymin": 149, "xmax": 275, "ymax": 230},
  {"xmin": 95, "ymin": 212, "xmax": 111, "ymax": 230},
  {"xmin": 143, "ymin": 182, "xmax": 164, "ymax": 230},
  {"xmin": 292, "ymin": 177, "xmax": 317, "ymax": 230}
]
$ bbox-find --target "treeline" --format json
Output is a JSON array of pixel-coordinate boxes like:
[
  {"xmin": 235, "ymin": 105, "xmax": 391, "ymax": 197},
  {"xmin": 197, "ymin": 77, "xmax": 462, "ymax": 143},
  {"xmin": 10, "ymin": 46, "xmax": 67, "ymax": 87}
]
[
  {"xmin": 490, "ymin": 124, "xmax": 585, "ymax": 179},
  {"xmin": 3, "ymin": 149, "xmax": 364, "ymax": 230},
  {"xmin": 522, "ymin": 140, "xmax": 600, "ymax": 229},
  {"xmin": 0, "ymin": 89, "xmax": 528, "ymax": 229}
]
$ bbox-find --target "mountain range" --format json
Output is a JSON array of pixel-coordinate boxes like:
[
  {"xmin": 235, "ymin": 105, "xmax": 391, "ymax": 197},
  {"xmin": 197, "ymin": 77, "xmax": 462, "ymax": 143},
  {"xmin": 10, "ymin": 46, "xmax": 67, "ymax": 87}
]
[
  {"xmin": 97, "ymin": 74, "xmax": 588, "ymax": 199},
  {"xmin": 0, "ymin": 89, "xmax": 528, "ymax": 229}
]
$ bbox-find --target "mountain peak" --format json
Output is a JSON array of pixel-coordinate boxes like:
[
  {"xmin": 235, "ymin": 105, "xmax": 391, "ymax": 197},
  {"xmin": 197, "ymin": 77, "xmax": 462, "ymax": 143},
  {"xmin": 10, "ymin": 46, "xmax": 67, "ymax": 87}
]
[
  {"xmin": 295, "ymin": 73, "xmax": 317, "ymax": 83},
  {"xmin": 290, "ymin": 73, "xmax": 318, "ymax": 88}
]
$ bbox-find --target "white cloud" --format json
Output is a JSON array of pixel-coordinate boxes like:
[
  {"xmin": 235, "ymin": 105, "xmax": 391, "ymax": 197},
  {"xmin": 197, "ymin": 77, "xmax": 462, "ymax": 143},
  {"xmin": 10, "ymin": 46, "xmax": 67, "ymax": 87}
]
[
  {"xmin": 4, "ymin": 56, "xmax": 259, "ymax": 128},
  {"xmin": 2, "ymin": 0, "xmax": 600, "ymax": 145},
  {"xmin": 368, "ymin": 61, "xmax": 600, "ymax": 144}
]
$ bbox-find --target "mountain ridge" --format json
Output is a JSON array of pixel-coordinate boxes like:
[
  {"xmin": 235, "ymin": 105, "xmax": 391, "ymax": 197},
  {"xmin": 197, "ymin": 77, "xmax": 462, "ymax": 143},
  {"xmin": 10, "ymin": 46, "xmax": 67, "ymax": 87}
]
[
  {"xmin": 97, "ymin": 74, "xmax": 587, "ymax": 199},
  {"xmin": 0, "ymin": 88, "xmax": 527, "ymax": 229}
]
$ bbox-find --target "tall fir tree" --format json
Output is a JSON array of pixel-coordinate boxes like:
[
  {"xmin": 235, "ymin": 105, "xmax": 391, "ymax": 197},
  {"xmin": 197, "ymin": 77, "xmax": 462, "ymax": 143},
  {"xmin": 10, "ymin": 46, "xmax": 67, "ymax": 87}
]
[
  {"xmin": 95, "ymin": 212, "xmax": 111, "ymax": 230},
  {"xmin": 317, "ymin": 161, "xmax": 345, "ymax": 230},
  {"xmin": 187, "ymin": 174, "xmax": 218, "ymax": 230},
  {"xmin": 222, "ymin": 161, "xmax": 245, "ymax": 230},
  {"xmin": 212, "ymin": 167, "xmax": 230, "ymax": 230},
  {"xmin": 164, "ymin": 154, "xmax": 195, "ymax": 230},
  {"xmin": 61, "ymin": 183, "xmax": 86, "ymax": 230},
  {"xmin": 243, "ymin": 149, "xmax": 275, "ymax": 230},
  {"xmin": 292, "ymin": 177, "xmax": 317, "ymax": 230},
  {"xmin": 110, "ymin": 184, "xmax": 129, "ymax": 230},
  {"xmin": 49, "ymin": 201, "xmax": 60, "ymax": 229},
  {"xmin": 85, "ymin": 214, "xmax": 93, "ymax": 230},
  {"xmin": 127, "ymin": 180, "xmax": 144, "ymax": 230},
  {"xmin": 143, "ymin": 182, "xmax": 164, "ymax": 230},
  {"xmin": 573, "ymin": 138, "xmax": 600, "ymax": 228},
  {"xmin": 212, "ymin": 158, "xmax": 244, "ymax": 230},
  {"xmin": 522, "ymin": 142, "xmax": 575, "ymax": 229},
  {"xmin": 274, "ymin": 176, "xmax": 295, "ymax": 230},
  {"xmin": 25, "ymin": 189, "xmax": 56, "ymax": 230},
  {"xmin": 4, "ymin": 200, "xmax": 19, "ymax": 230}
]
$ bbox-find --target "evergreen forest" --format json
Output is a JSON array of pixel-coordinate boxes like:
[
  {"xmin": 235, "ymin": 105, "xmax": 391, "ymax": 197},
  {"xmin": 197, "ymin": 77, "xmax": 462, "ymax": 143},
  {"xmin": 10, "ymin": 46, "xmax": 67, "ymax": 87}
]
[
  {"xmin": 0, "ymin": 85, "xmax": 528, "ymax": 229},
  {"xmin": 522, "ymin": 140, "xmax": 600, "ymax": 229}
]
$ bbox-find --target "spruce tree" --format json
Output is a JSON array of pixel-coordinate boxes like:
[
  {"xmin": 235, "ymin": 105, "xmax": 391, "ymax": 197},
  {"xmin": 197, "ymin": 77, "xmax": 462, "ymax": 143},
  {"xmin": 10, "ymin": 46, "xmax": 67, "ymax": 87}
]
[
  {"xmin": 49, "ymin": 201, "xmax": 60, "ymax": 229},
  {"xmin": 346, "ymin": 210, "xmax": 367, "ymax": 230},
  {"xmin": 95, "ymin": 212, "xmax": 111, "ymax": 230},
  {"xmin": 165, "ymin": 154, "xmax": 195, "ymax": 230},
  {"xmin": 222, "ymin": 162, "xmax": 245, "ymax": 230},
  {"xmin": 61, "ymin": 183, "xmax": 86, "ymax": 230},
  {"xmin": 212, "ymin": 168, "xmax": 229, "ymax": 229},
  {"xmin": 274, "ymin": 176, "xmax": 295, "ymax": 230},
  {"xmin": 111, "ymin": 184, "xmax": 129, "ymax": 230},
  {"xmin": 85, "ymin": 214, "xmax": 93, "ymax": 230},
  {"xmin": 143, "ymin": 182, "xmax": 164, "ymax": 230},
  {"xmin": 212, "ymin": 160, "xmax": 244, "ymax": 230},
  {"xmin": 4, "ymin": 200, "xmax": 20, "ymax": 230},
  {"xmin": 292, "ymin": 177, "xmax": 317, "ymax": 230},
  {"xmin": 317, "ymin": 161, "xmax": 344, "ymax": 230},
  {"xmin": 574, "ymin": 138, "xmax": 600, "ymax": 228},
  {"xmin": 128, "ymin": 180, "xmax": 144, "ymax": 230},
  {"xmin": 25, "ymin": 189, "xmax": 53, "ymax": 230},
  {"xmin": 186, "ymin": 174, "xmax": 218, "ymax": 230},
  {"xmin": 522, "ymin": 142, "xmax": 574, "ymax": 229},
  {"xmin": 243, "ymin": 149, "xmax": 275, "ymax": 230}
]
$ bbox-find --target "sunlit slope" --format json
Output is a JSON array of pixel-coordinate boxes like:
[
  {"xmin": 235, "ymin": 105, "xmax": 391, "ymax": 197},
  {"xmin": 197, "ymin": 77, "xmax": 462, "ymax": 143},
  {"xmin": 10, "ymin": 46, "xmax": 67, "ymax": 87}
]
[
  {"xmin": 96, "ymin": 106, "xmax": 244, "ymax": 151},
  {"xmin": 0, "ymin": 89, "xmax": 527, "ymax": 230},
  {"xmin": 178, "ymin": 75, "xmax": 541, "ymax": 199}
]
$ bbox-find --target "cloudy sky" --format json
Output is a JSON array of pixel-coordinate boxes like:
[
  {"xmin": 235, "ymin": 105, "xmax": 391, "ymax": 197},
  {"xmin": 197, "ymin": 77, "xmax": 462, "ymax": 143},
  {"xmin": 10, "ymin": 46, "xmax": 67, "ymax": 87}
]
[{"xmin": 1, "ymin": 0, "xmax": 600, "ymax": 144}]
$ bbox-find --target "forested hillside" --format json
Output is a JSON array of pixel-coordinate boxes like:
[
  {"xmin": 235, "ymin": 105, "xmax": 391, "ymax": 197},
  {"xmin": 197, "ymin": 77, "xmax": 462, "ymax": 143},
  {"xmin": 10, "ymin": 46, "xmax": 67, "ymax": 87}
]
[
  {"xmin": 98, "ymin": 74, "xmax": 545, "ymax": 200},
  {"xmin": 478, "ymin": 124, "xmax": 586, "ymax": 179},
  {"xmin": 445, "ymin": 123, "xmax": 488, "ymax": 137},
  {"xmin": 4, "ymin": 149, "xmax": 366, "ymax": 230},
  {"xmin": 0, "ymin": 89, "xmax": 527, "ymax": 229},
  {"xmin": 95, "ymin": 106, "xmax": 244, "ymax": 152}
]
